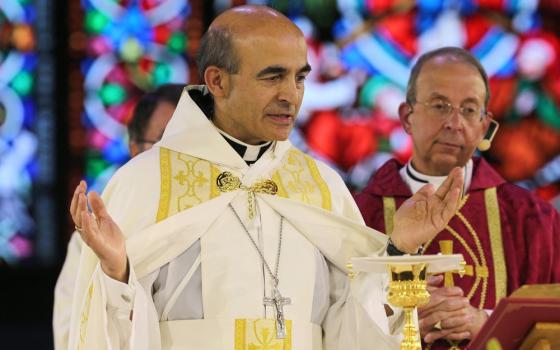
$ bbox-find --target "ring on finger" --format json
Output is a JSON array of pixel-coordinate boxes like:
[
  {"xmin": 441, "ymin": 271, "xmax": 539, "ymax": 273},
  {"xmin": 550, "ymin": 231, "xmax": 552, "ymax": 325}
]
[{"xmin": 433, "ymin": 321, "xmax": 442, "ymax": 330}]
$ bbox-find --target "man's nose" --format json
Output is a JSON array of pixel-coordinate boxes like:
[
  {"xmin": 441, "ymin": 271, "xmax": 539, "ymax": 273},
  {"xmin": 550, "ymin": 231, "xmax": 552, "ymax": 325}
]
[
  {"xmin": 444, "ymin": 107, "xmax": 464, "ymax": 130},
  {"xmin": 277, "ymin": 79, "xmax": 299, "ymax": 105}
]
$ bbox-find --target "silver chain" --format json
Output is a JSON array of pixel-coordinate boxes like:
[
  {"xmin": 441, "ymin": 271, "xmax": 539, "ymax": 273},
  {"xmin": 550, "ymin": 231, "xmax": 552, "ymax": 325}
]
[{"xmin": 229, "ymin": 203, "xmax": 283, "ymax": 287}]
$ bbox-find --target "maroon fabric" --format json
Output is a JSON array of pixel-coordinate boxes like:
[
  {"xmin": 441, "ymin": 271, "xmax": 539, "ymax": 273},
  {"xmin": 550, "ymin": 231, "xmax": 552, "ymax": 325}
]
[{"xmin": 354, "ymin": 157, "xmax": 560, "ymax": 349}]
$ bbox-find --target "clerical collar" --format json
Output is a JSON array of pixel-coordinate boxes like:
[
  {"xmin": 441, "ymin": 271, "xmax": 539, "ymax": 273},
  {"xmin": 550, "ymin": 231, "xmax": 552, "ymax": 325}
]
[
  {"xmin": 400, "ymin": 159, "xmax": 473, "ymax": 195},
  {"xmin": 217, "ymin": 129, "xmax": 273, "ymax": 165}
]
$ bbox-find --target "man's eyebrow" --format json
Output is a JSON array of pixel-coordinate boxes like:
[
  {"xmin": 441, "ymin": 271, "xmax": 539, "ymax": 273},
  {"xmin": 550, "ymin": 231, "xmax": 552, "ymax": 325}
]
[
  {"xmin": 298, "ymin": 63, "xmax": 312, "ymax": 74},
  {"xmin": 427, "ymin": 92, "xmax": 449, "ymax": 101},
  {"xmin": 256, "ymin": 66, "xmax": 287, "ymax": 78},
  {"xmin": 427, "ymin": 92, "xmax": 481, "ymax": 105},
  {"xmin": 256, "ymin": 63, "xmax": 312, "ymax": 78}
]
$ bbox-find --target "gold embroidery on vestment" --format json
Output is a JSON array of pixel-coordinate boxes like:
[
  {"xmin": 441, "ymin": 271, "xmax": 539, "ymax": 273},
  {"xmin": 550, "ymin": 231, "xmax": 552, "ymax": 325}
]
[
  {"xmin": 382, "ymin": 196, "xmax": 396, "ymax": 235},
  {"xmin": 234, "ymin": 319, "xmax": 292, "ymax": 350},
  {"xmin": 485, "ymin": 187, "xmax": 507, "ymax": 302}
]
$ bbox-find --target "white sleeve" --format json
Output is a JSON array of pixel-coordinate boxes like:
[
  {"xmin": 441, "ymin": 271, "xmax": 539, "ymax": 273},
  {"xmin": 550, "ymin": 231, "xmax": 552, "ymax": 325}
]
[
  {"xmin": 99, "ymin": 264, "xmax": 161, "ymax": 350},
  {"xmin": 322, "ymin": 265, "xmax": 401, "ymax": 350},
  {"xmin": 53, "ymin": 233, "xmax": 83, "ymax": 350},
  {"xmin": 101, "ymin": 265, "xmax": 136, "ymax": 350}
]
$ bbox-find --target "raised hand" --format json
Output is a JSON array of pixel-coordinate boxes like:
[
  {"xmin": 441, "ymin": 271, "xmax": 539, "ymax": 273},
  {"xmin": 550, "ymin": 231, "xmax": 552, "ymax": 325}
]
[
  {"xmin": 70, "ymin": 181, "xmax": 128, "ymax": 282},
  {"xmin": 418, "ymin": 275, "xmax": 488, "ymax": 343},
  {"xmin": 390, "ymin": 167, "xmax": 463, "ymax": 253}
]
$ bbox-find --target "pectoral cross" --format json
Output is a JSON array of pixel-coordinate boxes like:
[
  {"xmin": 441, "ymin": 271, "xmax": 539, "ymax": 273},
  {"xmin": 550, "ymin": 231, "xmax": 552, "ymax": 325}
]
[
  {"xmin": 263, "ymin": 286, "xmax": 291, "ymax": 339},
  {"xmin": 439, "ymin": 240, "xmax": 474, "ymax": 287}
]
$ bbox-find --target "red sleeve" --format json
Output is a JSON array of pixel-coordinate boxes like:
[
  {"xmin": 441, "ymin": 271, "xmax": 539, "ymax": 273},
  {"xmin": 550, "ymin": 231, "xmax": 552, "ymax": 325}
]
[{"xmin": 353, "ymin": 191, "xmax": 389, "ymax": 235}]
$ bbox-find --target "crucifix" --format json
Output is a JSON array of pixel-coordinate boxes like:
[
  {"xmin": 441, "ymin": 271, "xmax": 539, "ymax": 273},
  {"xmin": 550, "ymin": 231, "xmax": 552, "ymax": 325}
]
[{"xmin": 263, "ymin": 286, "xmax": 291, "ymax": 339}]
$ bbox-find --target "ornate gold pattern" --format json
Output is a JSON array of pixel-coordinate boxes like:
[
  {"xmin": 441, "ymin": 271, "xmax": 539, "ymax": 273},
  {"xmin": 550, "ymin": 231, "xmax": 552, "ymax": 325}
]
[
  {"xmin": 156, "ymin": 148, "xmax": 222, "ymax": 221},
  {"xmin": 234, "ymin": 318, "xmax": 292, "ymax": 350},
  {"xmin": 484, "ymin": 187, "xmax": 507, "ymax": 302},
  {"xmin": 156, "ymin": 148, "xmax": 333, "ymax": 222},
  {"xmin": 217, "ymin": 171, "xmax": 278, "ymax": 219},
  {"xmin": 272, "ymin": 149, "xmax": 331, "ymax": 211},
  {"xmin": 383, "ymin": 196, "xmax": 396, "ymax": 235},
  {"xmin": 421, "ymin": 194, "xmax": 490, "ymax": 309},
  {"xmin": 387, "ymin": 263, "xmax": 430, "ymax": 350},
  {"xmin": 156, "ymin": 147, "xmax": 172, "ymax": 222}
]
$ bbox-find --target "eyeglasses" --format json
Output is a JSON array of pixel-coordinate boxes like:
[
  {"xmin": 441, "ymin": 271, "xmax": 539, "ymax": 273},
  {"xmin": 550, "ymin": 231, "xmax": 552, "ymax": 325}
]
[{"xmin": 412, "ymin": 99, "xmax": 486, "ymax": 123}]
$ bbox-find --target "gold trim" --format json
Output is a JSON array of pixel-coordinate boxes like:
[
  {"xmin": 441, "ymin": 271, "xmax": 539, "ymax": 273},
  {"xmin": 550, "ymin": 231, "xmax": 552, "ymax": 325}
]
[
  {"xmin": 273, "ymin": 171, "xmax": 288, "ymax": 198},
  {"xmin": 78, "ymin": 283, "xmax": 94, "ymax": 349},
  {"xmin": 234, "ymin": 319, "xmax": 246, "ymax": 350},
  {"xmin": 156, "ymin": 148, "xmax": 172, "ymax": 222},
  {"xmin": 485, "ymin": 187, "xmax": 507, "ymax": 302},
  {"xmin": 304, "ymin": 154, "xmax": 332, "ymax": 211},
  {"xmin": 456, "ymin": 210, "xmax": 489, "ymax": 308},
  {"xmin": 382, "ymin": 196, "xmax": 396, "ymax": 235}
]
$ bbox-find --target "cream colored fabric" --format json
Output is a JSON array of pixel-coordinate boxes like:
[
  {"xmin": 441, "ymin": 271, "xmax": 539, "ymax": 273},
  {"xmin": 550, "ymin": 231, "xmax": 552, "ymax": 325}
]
[{"xmin": 66, "ymin": 86, "xmax": 401, "ymax": 350}]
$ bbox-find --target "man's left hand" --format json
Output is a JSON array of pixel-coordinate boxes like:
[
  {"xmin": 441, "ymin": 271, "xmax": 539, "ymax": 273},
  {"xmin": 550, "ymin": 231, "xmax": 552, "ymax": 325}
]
[{"xmin": 390, "ymin": 167, "xmax": 464, "ymax": 253}]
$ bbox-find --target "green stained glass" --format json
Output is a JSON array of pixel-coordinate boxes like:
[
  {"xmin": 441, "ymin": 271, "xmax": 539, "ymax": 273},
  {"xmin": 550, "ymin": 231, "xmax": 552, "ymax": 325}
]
[
  {"xmin": 86, "ymin": 156, "xmax": 110, "ymax": 178},
  {"xmin": 153, "ymin": 63, "xmax": 171, "ymax": 85},
  {"xmin": 11, "ymin": 71, "xmax": 33, "ymax": 96},
  {"xmin": 99, "ymin": 83, "xmax": 126, "ymax": 105},
  {"xmin": 85, "ymin": 10, "xmax": 109, "ymax": 34},
  {"xmin": 167, "ymin": 32, "xmax": 186, "ymax": 53}
]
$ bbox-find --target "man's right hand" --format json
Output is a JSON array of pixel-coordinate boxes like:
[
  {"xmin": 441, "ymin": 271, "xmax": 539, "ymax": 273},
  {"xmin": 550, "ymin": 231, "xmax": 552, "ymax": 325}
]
[{"xmin": 70, "ymin": 181, "xmax": 128, "ymax": 283}]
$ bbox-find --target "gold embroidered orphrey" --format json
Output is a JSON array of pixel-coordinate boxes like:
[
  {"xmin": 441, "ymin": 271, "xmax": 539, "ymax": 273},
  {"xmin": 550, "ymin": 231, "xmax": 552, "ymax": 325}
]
[{"xmin": 235, "ymin": 319, "xmax": 292, "ymax": 350}]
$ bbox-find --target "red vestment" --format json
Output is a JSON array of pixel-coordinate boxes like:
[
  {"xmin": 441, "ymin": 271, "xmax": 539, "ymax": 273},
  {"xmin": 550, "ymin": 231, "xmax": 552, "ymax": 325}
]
[{"xmin": 355, "ymin": 157, "xmax": 560, "ymax": 349}]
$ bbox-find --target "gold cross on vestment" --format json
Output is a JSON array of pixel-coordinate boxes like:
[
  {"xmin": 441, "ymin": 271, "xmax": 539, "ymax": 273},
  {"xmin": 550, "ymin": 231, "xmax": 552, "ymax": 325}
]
[{"xmin": 438, "ymin": 240, "xmax": 472, "ymax": 287}]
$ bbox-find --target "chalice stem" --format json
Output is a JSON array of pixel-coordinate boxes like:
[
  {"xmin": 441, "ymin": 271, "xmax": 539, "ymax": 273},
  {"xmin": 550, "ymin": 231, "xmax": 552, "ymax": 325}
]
[{"xmin": 401, "ymin": 307, "xmax": 421, "ymax": 350}]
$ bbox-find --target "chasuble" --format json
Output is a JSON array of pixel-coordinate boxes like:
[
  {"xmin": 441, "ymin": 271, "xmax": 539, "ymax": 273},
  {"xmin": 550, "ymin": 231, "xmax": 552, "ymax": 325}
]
[
  {"xmin": 355, "ymin": 158, "xmax": 560, "ymax": 349},
  {"xmin": 66, "ymin": 86, "xmax": 403, "ymax": 350}
]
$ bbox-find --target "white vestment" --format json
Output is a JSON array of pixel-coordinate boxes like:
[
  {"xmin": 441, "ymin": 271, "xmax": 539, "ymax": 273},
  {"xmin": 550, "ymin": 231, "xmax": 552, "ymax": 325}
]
[{"xmin": 66, "ymin": 86, "xmax": 402, "ymax": 350}]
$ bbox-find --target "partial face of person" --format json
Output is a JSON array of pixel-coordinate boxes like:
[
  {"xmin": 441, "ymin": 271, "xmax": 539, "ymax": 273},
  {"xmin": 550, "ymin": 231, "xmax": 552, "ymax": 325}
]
[
  {"xmin": 400, "ymin": 59, "xmax": 490, "ymax": 175},
  {"xmin": 129, "ymin": 100, "xmax": 175, "ymax": 157},
  {"xmin": 218, "ymin": 27, "xmax": 310, "ymax": 145}
]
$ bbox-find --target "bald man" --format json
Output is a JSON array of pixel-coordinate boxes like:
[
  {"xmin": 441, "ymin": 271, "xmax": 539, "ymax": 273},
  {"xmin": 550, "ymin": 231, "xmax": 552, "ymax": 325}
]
[{"xmin": 67, "ymin": 6, "xmax": 463, "ymax": 350}]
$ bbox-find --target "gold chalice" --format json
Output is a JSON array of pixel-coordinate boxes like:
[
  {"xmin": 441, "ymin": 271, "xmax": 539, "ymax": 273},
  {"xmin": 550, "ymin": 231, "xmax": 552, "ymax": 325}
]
[
  {"xmin": 348, "ymin": 254, "xmax": 465, "ymax": 350},
  {"xmin": 387, "ymin": 263, "xmax": 430, "ymax": 350}
]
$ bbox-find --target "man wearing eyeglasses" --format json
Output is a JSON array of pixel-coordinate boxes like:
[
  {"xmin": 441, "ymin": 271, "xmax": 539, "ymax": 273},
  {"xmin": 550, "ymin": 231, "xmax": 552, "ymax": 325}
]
[{"xmin": 355, "ymin": 47, "xmax": 560, "ymax": 349}]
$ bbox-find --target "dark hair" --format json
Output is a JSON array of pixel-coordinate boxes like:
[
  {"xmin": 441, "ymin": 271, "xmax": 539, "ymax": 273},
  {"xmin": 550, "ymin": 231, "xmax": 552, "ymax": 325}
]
[
  {"xmin": 196, "ymin": 27, "xmax": 240, "ymax": 81},
  {"xmin": 127, "ymin": 84, "xmax": 184, "ymax": 141},
  {"xmin": 406, "ymin": 47, "xmax": 490, "ymax": 108}
]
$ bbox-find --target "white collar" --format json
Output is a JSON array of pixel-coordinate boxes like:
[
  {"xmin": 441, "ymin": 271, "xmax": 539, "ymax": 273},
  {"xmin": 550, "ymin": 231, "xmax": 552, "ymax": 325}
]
[
  {"xmin": 216, "ymin": 128, "xmax": 273, "ymax": 162},
  {"xmin": 399, "ymin": 159, "xmax": 473, "ymax": 195}
]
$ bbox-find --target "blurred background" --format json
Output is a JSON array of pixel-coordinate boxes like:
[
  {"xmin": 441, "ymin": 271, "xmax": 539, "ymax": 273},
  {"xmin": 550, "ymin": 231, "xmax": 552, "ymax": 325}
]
[{"xmin": 1, "ymin": 0, "xmax": 559, "ymax": 348}]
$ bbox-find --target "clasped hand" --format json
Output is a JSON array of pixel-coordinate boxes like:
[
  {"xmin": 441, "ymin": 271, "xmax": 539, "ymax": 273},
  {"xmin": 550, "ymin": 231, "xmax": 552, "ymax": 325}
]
[{"xmin": 418, "ymin": 275, "xmax": 488, "ymax": 343}]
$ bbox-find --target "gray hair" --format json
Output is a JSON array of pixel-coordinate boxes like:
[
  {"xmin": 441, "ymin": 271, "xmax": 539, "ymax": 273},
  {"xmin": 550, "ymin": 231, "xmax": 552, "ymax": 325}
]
[
  {"xmin": 406, "ymin": 47, "xmax": 490, "ymax": 108},
  {"xmin": 196, "ymin": 27, "xmax": 240, "ymax": 81}
]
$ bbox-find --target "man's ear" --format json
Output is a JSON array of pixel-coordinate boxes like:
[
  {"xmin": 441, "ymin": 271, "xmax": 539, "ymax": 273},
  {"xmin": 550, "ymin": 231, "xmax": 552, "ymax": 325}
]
[
  {"xmin": 129, "ymin": 141, "xmax": 140, "ymax": 158},
  {"xmin": 398, "ymin": 102, "xmax": 413, "ymax": 134},
  {"xmin": 204, "ymin": 66, "xmax": 230, "ymax": 98},
  {"xmin": 481, "ymin": 111, "xmax": 493, "ymax": 135}
]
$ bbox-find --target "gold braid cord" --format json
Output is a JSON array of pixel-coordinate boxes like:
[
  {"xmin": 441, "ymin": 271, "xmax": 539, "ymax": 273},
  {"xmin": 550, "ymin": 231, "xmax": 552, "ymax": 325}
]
[{"xmin": 216, "ymin": 171, "xmax": 278, "ymax": 219}]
